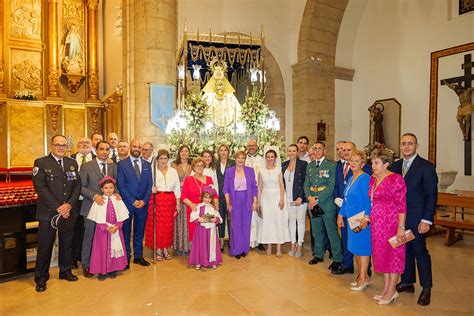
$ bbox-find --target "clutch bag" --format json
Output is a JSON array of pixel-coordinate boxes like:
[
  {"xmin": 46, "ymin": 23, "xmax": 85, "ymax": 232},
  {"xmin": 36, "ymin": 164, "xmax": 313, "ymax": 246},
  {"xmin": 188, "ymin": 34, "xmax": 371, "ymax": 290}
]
[
  {"xmin": 388, "ymin": 229, "xmax": 415, "ymax": 248},
  {"xmin": 348, "ymin": 211, "xmax": 366, "ymax": 233}
]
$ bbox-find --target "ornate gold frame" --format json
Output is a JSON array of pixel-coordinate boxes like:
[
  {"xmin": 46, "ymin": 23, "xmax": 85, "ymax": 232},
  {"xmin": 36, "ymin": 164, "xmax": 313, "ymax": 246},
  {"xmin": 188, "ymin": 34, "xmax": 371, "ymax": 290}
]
[{"xmin": 428, "ymin": 42, "xmax": 474, "ymax": 164}]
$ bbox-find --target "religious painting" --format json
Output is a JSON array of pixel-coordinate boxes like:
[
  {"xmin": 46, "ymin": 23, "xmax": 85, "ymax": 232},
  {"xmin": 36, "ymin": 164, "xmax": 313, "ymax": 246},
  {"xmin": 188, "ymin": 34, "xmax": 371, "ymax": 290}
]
[
  {"xmin": 10, "ymin": 49, "xmax": 43, "ymax": 96},
  {"xmin": 429, "ymin": 43, "xmax": 474, "ymax": 183},
  {"xmin": 368, "ymin": 98, "xmax": 401, "ymax": 158},
  {"xmin": 60, "ymin": 0, "xmax": 85, "ymax": 76},
  {"xmin": 10, "ymin": 0, "xmax": 42, "ymax": 40},
  {"xmin": 459, "ymin": 0, "xmax": 474, "ymax": 15}
]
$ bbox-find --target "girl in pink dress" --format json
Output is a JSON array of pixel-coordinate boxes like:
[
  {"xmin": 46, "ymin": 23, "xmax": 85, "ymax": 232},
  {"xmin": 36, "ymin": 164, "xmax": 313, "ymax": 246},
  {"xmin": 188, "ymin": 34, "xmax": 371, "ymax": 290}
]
[
  {"xmin": 369, "ymin": 149, "xmax": 407, "ymax": 305},
  {"xmin": 188, "ymin": 187, "xmax": 223, "ymax": 269},
  {"xmin": 88, "ymin": 176, "xmax": 129, "ymax": 280}
]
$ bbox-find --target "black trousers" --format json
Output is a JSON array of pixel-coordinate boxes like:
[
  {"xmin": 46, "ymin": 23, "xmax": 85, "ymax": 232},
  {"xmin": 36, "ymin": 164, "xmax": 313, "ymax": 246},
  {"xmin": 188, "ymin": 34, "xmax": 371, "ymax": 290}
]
[
  {"xmin": 401, "ymin": 229, "xmax": 433, "ymax": 288},
  {"xmin": 34, "ymin": 220, "xmax": 74, "ymax": 284}
]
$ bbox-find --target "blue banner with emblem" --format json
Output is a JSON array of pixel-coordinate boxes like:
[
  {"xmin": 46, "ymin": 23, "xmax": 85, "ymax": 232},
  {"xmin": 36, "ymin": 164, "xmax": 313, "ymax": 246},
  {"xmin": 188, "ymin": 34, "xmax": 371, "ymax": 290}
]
[{"xmin": 150, "ymin": 83, "xmax": 175, "ymax": 131}]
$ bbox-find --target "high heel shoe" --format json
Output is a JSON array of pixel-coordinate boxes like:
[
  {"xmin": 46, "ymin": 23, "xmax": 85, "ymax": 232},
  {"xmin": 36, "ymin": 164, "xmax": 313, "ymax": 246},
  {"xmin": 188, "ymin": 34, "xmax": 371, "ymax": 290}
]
[
  {"xmin": 377, "ymin": 291, "xmax": 398, "ymax": 305},
  {"xmin": 350, "ymin": 280, "xmax": 369, "ymax": 292},
  {"xmin": 373, "ymin": 294, "xmax": 383, "ymax": 301}
]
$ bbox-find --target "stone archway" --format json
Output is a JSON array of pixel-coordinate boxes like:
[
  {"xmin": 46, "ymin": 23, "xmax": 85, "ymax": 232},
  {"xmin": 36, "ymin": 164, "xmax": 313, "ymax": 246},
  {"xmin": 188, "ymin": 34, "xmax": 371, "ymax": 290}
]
[
  {"xmin": 292, "ymin": 0, "xmax": 353, "ymax": 157},
  {"xmin": 263, "ymin": 47, "xmax": 286, "ymax": 136}
]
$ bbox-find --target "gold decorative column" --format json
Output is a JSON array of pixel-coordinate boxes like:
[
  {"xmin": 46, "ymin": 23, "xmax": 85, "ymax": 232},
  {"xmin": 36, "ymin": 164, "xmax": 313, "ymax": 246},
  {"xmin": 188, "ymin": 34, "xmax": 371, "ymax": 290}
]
[
  {"xmin": 0, "ymin": 0, "xmax": 5, "ymax": 96},
  {"xmin": 47, "ymin": 0, "xmax": 59, "ymax": 97},
  {"xmin": 87, "ymin": 0, "xmax": 99, "ymax": 100}
]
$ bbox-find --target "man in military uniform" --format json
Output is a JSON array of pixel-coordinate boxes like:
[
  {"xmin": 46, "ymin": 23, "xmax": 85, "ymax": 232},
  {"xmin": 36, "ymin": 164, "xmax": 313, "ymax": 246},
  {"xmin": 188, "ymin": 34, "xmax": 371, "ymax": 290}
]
[
  {"xmin": 32, "ymin": 135, "xmax": 82, "ymax": 292},
  {"xmin": 304, "ymin": 141, "xmax": 342, "ymax": 273}
]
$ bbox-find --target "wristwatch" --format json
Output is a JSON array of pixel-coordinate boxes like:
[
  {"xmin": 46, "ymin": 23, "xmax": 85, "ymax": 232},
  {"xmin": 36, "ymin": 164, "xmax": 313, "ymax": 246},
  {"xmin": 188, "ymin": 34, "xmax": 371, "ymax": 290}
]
[{"xmin": 398, "ymin": 224, "xmax": 405, "ymax": 230}]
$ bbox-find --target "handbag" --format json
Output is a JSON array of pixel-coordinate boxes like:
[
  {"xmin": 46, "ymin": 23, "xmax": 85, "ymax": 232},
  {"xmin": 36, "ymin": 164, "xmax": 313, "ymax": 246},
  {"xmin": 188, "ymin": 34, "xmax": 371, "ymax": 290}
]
[{"xmin": 388, "ymin": 229, "xmax": 415, "ymax": 248}]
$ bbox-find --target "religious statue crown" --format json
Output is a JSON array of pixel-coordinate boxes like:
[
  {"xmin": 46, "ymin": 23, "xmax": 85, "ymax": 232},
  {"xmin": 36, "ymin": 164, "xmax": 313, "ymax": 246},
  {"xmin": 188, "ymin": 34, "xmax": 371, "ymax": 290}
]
[{"xmin": 209, "ymin": 57, "xmax": 227, "ymax": 74}]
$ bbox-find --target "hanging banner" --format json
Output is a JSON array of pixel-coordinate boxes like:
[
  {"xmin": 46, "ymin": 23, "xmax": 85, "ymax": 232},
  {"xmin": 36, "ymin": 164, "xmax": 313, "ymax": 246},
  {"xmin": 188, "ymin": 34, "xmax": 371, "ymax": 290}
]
[{"xmin": 150, "ymin": 83, "xmax": 175, "ymax": 131}]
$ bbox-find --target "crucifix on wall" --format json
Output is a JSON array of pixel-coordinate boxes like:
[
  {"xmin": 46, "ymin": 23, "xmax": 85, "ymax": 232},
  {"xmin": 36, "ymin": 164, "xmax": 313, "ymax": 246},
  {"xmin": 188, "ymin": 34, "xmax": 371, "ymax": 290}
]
[{"xmin": 440, "ymin": 53, "xmax": 474, "ymax": 175}]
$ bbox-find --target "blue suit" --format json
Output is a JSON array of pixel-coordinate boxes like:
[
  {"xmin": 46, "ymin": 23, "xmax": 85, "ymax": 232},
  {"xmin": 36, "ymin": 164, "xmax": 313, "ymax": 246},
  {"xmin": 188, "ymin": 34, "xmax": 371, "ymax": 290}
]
[
  {"xmin": 334, "ymin": 161, "xmax": 372, "ymax": 269},
  {"xmin": 391, "ymin": 155, "xmax": 437, "ymax": 289},
  {"xmin": 117, "ymin": 157, "xmax": 153, "ymax": 260}
]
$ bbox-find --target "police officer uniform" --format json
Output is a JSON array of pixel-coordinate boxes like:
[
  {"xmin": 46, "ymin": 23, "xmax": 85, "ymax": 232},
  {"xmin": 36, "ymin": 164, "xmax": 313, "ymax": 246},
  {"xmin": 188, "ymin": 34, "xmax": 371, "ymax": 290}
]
[
  {"xmin": 304, "ymin": 157, "xmax": 342, "ymax": 269},
  {"xmin": 32, "ymin": 153, "xmax": 81, "ymax": 290}
]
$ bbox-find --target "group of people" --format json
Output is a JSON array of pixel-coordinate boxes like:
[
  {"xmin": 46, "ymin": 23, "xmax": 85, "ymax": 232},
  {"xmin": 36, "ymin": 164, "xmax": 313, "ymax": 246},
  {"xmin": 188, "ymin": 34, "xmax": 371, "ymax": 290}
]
[{"xmin": 32, "ymin": 131, "xmax": 437, "ymax": 307}]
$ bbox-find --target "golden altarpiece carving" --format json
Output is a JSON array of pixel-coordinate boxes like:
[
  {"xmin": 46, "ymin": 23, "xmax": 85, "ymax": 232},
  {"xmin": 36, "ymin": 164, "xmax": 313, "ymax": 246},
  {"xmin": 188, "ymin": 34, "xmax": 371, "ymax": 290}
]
[{"xmin": 0, "ymin": 0, "xmax": 119, "ymax": 170}]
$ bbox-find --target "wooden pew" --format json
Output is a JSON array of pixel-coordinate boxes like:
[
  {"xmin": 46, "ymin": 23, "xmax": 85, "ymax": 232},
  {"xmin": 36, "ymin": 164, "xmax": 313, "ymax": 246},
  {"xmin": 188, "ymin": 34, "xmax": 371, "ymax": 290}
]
[{"xmin": 435, "ymin": 191, "xmax": 474, "ymax": 246}]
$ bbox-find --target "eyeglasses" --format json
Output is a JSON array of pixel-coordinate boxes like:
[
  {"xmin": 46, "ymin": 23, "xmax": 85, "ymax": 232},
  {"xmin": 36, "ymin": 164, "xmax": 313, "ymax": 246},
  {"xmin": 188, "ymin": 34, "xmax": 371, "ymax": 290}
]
[
  {"xmin": 53, "ymin": 144, "xmax": 68, "ymax": 149},
  {"xmin": 313, "ymin": 147, "xmax": 324, "ymax": 152}
]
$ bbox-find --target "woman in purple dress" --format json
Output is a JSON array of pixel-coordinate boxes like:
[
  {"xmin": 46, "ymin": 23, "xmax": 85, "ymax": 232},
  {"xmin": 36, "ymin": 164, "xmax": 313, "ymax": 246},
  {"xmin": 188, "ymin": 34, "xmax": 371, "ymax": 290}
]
[
  {"xmin": 188, "ymin": 187, "xmax": 223, "ymax": 269},
  {"xmin": 223, "ymin": 151, "xmax": 258, "ymax": 259},
  {"xmin": 369, "ymin": 148, "xmax": 407, "ymax": 305},
  {"xmin": 88, "ymin": 176, "xmax": 129, "ymax": 280}
]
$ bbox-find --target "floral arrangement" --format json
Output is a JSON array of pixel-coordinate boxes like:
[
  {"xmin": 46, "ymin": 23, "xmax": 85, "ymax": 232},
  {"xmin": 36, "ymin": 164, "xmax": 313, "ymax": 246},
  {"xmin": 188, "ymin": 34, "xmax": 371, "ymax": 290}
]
[
  {"xmin": 241, "ymin": 89, "xmax": 269, "ymax": 136},
  {"xmin": 184, "ymin": 92, "xmax": 209, "ymax": 132},
  {"xmin": 14, "ymin": 89, "xmax": 36, "ymax": 100},
  {"xmin": 363, "ymin": 142, "xmax": 394, "ymax": 160}
]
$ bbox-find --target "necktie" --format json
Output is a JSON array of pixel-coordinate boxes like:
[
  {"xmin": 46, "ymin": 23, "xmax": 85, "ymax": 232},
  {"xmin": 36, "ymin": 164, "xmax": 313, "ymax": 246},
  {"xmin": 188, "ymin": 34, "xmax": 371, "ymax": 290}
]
[
  {"xmin": 101, "ymin": 163, "xmax": 106, "ymax": 175},
  {"xmin": 58, "ymin": 159, "xmax": 63, "ymax": 171},
  {"xmin": 402, "ymin": 160, "xmax": 409, "ymax": 177},
  {"xmin": 343, "ymin": 162, "xmax": 350, "ymax": 179},
  {"xmin": 315, "ymin": 160, "xmax": 320, "ymax": 168},
  {"xmin": 112, "ymin": 149, "xmax": 117, "ymax": 161},
  {"xmin": 134, "ymin": 159, "xmax": 141, "ymax": 178},
  {"xmin": 81, "ymin": 154, "xmax": 87, "ymax": 165}
]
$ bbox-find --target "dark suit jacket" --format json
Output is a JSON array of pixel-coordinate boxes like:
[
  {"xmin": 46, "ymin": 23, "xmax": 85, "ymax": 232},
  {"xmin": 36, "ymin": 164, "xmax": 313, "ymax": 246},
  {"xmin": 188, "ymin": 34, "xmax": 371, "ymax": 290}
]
[
  {"xmin": 33, "ymin": 154, "xmax": 82, "ymax": 221},
  {"xmin": 79, "ymin": 159, "xmax": 117, "ymax": 216},
  {"xmin": 216, "ymin": 158, "xmax": 235, "ymax": 196},
  {"xmin": 117, "ymin": 157, "xmax": 153, "ymax": 209},
  {"xmin": 391, "ymin": 155, "xmax": 438, "ymax": 228},
  {"xmin": 281, "ymin": 159, "xmax": 308, "ymax": 203},
  {"xmin": 334, "ymin": 160, "xmax": 372, "ymax": 199}
]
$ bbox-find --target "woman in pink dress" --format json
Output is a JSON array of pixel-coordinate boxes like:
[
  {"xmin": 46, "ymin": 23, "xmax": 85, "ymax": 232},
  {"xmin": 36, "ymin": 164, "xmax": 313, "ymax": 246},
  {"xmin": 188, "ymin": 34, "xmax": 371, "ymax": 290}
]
[
  {"xmin": 369, "ymin": 148, "xmax": 407, "ymax": 305},
  {"xmin": 182, "ymin": 157, "xmax": 218, "ymax": 243}
]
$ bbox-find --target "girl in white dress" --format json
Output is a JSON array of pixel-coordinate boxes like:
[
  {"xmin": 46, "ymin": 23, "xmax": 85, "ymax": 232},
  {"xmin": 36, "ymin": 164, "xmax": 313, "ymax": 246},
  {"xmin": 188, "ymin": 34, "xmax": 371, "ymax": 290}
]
[{"xmin": 258, "ymin": 149, "xmax": 290, "ymax": 257}]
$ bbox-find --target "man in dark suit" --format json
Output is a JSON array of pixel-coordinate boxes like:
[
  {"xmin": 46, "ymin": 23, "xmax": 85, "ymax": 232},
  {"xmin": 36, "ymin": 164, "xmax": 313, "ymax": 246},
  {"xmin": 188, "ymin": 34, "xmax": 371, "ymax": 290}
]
[
  {"xmin": 333, "ymin": 141, "xmax": 372, "ymax": 274},
  {"xmin": 107, "ymin": 132, "xmax": 119, "ymax": 163},
  {"xmin": 117, "ymin": 138, "xmax": 153, "ymax": 266},
  {"xmin": 79, "ymin": 140, "xmax": 117, "ymax": 277},
  {"xmin": 70, "ymin": 136, "xmax": 95, "ymax": 268},
  {"xmin": 32, "ymin": 135, "xmax": 82, "ymax": 292},
  {"xmin": 90, "ymin": 133, "xmax": 103, "ymax": 157},
  {"xmin": 391, "ymin": 133, "xmax": 438, "ymax": 306}
]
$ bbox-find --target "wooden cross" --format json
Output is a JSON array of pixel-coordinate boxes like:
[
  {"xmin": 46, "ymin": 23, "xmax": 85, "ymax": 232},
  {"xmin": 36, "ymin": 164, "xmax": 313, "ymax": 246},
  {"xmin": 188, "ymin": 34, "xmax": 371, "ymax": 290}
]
[{"xmin": 441, "ymin": 53, "xmax": 474, "ymax": 176}]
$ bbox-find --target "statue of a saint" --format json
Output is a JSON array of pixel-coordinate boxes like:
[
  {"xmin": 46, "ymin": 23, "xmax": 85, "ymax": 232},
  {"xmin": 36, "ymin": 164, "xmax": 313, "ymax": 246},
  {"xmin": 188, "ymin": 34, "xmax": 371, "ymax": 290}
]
[
  {"xmin": 369, "ymin": 102, "xmax": 385, "ymax": 145},
  {"xmin": 442, "ymin": 80, "xmax": 474, "ymax": 141},
  {"xmin": 202, "ymin": 58, "xmax": 241, "ymax": 127}
]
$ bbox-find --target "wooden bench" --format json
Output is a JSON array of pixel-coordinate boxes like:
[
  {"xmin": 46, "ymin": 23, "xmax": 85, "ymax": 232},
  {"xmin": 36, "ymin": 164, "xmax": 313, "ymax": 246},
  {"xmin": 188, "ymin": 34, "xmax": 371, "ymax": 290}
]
[
  {"xmin": 435, "ymin": 191, "xmax": 474, "ymax": 246},
  {"xmin": 0, "ymin": 167, "xmax": 32, "ymax": 183}
]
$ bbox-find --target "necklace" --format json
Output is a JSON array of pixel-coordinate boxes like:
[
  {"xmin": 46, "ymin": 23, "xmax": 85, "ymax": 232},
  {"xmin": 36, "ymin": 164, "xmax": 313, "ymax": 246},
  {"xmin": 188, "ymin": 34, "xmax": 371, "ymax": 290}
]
[
  {"xmin": 344, "ymin": 172, "xmax": 362, "ymax": 201},
  {"xmin": 193, "ymin": 175, "xmax": 205, "ymax": 194},
  {"xmin": 370, "ymin": 172, "xmax": 390, "ymax": 202}
]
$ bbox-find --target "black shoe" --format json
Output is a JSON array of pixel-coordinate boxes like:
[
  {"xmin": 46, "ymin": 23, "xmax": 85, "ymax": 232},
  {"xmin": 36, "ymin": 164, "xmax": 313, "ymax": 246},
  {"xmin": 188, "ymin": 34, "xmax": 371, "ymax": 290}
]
[
  {"xmin": 98, "ymin": 274, "xmax": 107, "ymax": 281},
  {"xmin": 133, "ymin": 256, "xmax": 150, "ymax": 266},
  {"xmin": 257, "ymin": 244, "xmax": 266, "ymax": 251},
  {"xmin": 396, "ymin": 282, "xmax": 415, "ymax": 293},
  {"xmin": 417, "ymin": 288, "xmax": 431, "ymax": 306},
  {"xmin": 367, "ymin": 268, "xmax": 372, "ymax": 277},
  {"xmin": 308, "ymin": 257, "xmax": 324, "ymax": 265},
  {"xmin": 83, "ymin": 268, "xmax": 93, "ymax": 278},
  {"xmin": 241, "ymin": 252, "xmax": 247, "ymax": 257},
  {"xmin": 331, "ymin": 264, "xmax": 349, "ymax": 275},
  {"xmin": 330, "ymin": 262, "xmax": 343, "ymax": 274},
  {"xmin": 124, "ymin": 264, "xmax": 130, "ymax": 270},
  {"xmin": 59, "ymin": 271, "xmax": 79, "ymax": 282},
  {"xmin": 220, "ymin": 247, "xmax": 224, "ymax": 253},
  {"xmin": 107, "ymin": 271, "xmax": 117, "ymax": 279},
  {"xmin": 72, "ymin": 260, "xmax": 79, "ymax": 269},
  {"xmin": 35, "ymin": 282, "xmax": 47, "ymax": 292},
  {"xmin": 328, "ymin": 262, "xmax": 337, "ymax": 270},
  {"xmin": 235, "ymin": 255, "xmax": 241, "ymax": 259}
]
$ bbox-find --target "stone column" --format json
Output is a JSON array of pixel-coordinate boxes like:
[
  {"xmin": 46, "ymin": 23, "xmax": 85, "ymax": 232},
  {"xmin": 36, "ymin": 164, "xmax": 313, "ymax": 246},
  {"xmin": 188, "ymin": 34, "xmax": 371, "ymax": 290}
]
[
  {"xmin": 47, "ymin": 0, "xmax": 60, "ymax": 97},
  {"xmin": 87, "ymin": 0, "xmax": 99, "ymax": 100},
  {"xmin": 123, "ymin": 0, "xmax": 177, "ymax": 143}
]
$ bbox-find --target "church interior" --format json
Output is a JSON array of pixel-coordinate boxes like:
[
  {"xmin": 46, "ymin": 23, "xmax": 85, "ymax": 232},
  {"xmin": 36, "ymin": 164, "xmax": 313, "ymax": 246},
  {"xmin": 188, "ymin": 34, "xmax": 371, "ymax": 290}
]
[{"xmin": 0, "ymin": 0, "xmax": 473, "ymax": 314}]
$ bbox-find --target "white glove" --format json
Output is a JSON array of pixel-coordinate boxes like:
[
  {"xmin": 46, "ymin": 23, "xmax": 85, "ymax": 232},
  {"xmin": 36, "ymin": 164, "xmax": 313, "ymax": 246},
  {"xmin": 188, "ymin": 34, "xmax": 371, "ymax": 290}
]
[{"xmin": 334, "ymin": 197, "xmax": 343, "ymax": 208}]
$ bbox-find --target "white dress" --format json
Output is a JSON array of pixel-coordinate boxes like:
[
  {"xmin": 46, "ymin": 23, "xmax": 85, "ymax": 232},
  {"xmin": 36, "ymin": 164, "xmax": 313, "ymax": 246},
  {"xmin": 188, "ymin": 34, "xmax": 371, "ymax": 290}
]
[{"xmin": 259, "ymin": 167, "xmax": 290, "ymax": 244}]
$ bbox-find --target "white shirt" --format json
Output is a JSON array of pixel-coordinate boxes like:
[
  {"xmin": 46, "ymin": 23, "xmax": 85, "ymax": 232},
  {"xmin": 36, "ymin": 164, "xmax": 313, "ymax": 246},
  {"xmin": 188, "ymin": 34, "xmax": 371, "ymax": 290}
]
[
  {"xmin": 154, "ymin": 167, "xmax": 181, "ymax": 198},
  {"xmin": 203, "ymin": 167, "xmax": 219, "ymax": 193},
  {"xmin": 109, "ymin": 148, "xmax": 118, "ymax": 159},
  {"xmin": 284, "ymin": 169, "xmax": 294, "ymax": 199},
  {"xmin": 75, "ymin": 152, "xmax": 93, "ymax": 170},
  {"xmin": 299, "ymin": 152, "xmax": 311, "ymax": 163}
]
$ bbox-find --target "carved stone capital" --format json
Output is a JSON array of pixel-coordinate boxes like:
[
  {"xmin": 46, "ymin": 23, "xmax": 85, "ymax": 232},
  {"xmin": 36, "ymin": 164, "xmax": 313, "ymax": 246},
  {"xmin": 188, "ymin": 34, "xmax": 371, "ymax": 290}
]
[
  {"xmin": 88, "ymin": 107, "xmax": 101, "ymax": 132},
  {"xmin": 47, "ymin": 104, "xmax": 61, "ymax": 132},
  {"xmin": 87, "ymin": 0, "xmax": 99, "ymax": 10}
]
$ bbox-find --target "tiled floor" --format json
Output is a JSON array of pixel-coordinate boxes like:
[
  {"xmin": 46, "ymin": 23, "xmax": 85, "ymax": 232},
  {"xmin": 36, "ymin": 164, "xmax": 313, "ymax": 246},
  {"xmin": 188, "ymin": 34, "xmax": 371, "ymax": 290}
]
[{"xmin": 0, "ymin": 233, "xmax": 472, "ymax": 315}]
